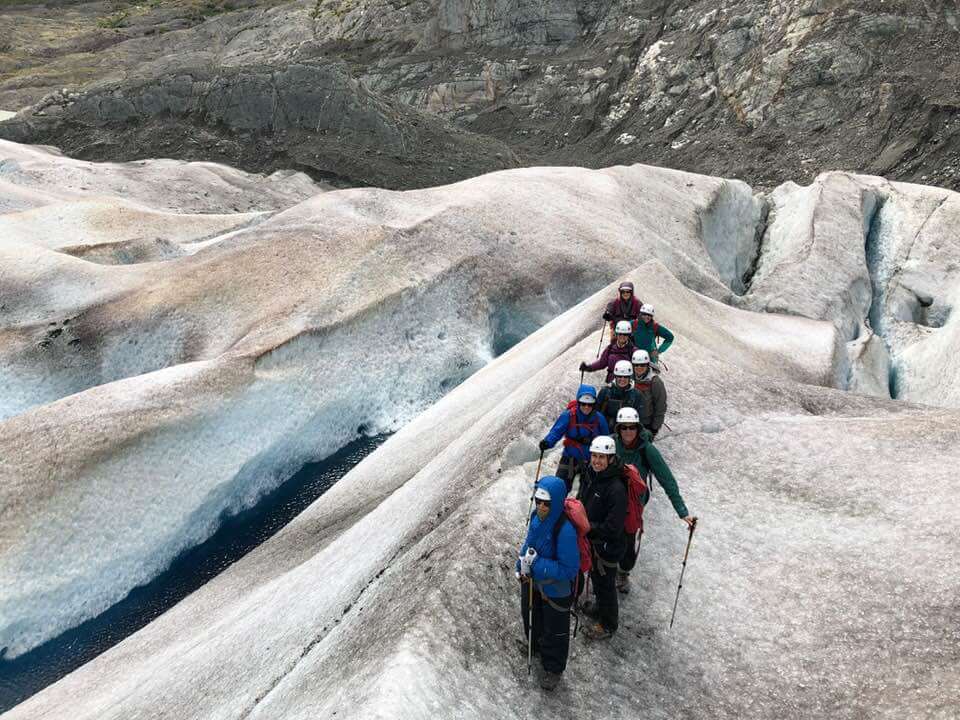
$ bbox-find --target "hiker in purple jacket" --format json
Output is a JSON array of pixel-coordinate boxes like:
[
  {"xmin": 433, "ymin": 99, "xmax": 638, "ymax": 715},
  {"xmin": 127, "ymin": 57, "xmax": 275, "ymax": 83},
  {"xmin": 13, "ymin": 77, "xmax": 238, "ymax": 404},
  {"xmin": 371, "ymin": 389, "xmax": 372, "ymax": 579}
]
[
  {"xmin": 580, "ymin": 321, "xmax": 636, "ymax": 383},
  {"xmin": 602, "ymin": 281, "xmax": 642, "ymax": 333}
]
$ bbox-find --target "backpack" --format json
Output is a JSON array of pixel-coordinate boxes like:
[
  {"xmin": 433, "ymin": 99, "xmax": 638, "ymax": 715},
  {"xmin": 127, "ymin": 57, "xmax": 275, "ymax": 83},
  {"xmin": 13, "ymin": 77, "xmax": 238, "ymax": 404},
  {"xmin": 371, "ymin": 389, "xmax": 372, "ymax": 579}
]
[
  {"xmin": 562, "ymin": 399, "xmax": 601, "ymax": 449},
  {"xmin": 622, "ymin": 463, "xmax": 649, "ymax": 535},
  {"xmin": 552, "ymin": 497, "xmax": 592, "ymax": 574}
]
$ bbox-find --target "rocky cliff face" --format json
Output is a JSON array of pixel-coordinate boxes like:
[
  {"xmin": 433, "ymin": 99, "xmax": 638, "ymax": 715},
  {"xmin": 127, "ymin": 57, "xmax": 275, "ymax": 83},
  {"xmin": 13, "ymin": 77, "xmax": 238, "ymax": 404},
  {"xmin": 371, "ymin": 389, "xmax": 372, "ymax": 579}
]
[{"xmin": 1, "ymin": 0, "xmax": 959, "ymax": 189}]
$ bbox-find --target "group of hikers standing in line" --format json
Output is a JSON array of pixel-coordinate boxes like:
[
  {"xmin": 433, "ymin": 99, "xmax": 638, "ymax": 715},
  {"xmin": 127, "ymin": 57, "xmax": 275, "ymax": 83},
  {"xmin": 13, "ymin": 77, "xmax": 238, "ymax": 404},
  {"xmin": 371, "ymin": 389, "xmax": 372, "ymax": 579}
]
[{"xmin": 516, "ymin": 281, "xmax": 697, "ymax": 691}]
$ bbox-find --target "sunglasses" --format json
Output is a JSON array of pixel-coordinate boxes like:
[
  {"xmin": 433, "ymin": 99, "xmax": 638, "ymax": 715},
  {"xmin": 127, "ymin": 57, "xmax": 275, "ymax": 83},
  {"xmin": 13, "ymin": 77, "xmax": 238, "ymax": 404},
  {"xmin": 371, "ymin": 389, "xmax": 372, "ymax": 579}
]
[
  {"xmin": 534, "ymin": 498, "xmax": 552, "ymax": 506},
  {"xmin": 620, "ymin": 425, "xmax": 639, "ymax": 431}
]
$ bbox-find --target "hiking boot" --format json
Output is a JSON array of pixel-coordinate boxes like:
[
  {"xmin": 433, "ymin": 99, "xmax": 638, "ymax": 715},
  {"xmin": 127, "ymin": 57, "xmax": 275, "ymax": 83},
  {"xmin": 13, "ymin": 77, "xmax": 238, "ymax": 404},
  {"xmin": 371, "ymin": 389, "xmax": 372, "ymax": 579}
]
[
  {"xmin": 540, "ymin": 671, "xmax": 562, "ymax": 691},
  {"xmin": 584, "ymin": 622, "xmax": 614, "ymax": 641},
  {"xmin": 616, "ymin": 571, "xmax": 630, "ymax": 594}
]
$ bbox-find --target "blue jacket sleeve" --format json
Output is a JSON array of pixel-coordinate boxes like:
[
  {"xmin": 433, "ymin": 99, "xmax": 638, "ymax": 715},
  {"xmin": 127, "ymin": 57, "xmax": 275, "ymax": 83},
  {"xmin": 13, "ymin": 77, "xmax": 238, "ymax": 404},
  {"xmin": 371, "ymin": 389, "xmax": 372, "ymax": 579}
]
[
  {"xmin": 532, "ymin": 523, "xmax": 580, "ymax": 583},
  {"xmin": 543, "ymin": 410, "xmax": 570, "ymax": 448},
  {"xmin": 656, "ymin": 325, "xmax": 674, "ymax": 354}
]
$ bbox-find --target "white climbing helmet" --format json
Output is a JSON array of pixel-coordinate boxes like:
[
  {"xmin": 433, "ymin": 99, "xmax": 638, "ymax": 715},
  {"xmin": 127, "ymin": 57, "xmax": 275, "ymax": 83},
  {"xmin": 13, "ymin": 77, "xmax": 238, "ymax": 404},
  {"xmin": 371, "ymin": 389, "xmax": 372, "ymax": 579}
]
[
  {"xmin": 616, "ymin": 407, "xmax": 640, "ymax": 425},
  {"xmin": 589, "ymin": 435, "xmax": 617, "ymax": 455},
  {"xmin": 632, "ymin": 349, "xmax": 650, "ymax": 365},
  {"xmin": 534, "ymin": 486, "xmax": 552, "ymax": 502},
  {"xmin": 640, "ymin": 303, "xmax": 655, "ymax": 316},
  {"xmin": 613, "ymin": 359, "xmax": 633, "ymax": 377},
  {"xmin": 614, "ymin": 320, "xmax": 632, "ymax": 335}
]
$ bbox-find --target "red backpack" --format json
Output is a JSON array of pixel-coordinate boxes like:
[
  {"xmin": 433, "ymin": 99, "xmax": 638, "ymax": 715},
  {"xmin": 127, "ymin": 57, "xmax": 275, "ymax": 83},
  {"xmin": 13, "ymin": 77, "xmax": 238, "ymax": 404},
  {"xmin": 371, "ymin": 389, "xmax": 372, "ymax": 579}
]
[
  {"xmin": 561, "ymin": 399, "xmax": 601, "ymax": 450},
  {"xmin": 622, "ymin": 463, "xmax": 649, "ymax": 535},
  {"xmin": 552, "ymin": 498, "xmax": 592, "ymax": 574}
]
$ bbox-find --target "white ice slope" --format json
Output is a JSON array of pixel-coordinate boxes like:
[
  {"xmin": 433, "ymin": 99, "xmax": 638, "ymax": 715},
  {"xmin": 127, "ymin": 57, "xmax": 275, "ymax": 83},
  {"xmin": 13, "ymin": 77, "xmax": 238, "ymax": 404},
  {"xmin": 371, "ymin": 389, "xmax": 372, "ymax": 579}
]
[
  {"xmin": 8, "ymin": 262, "xmax": 958, "ymax": 720},
  {"xmin": 1, "ymin": 142, "xmax": 761, "ymax": 658},
  {"xmin": 2, "ymin": 142, "xmax": 959, "ymax": 718}
]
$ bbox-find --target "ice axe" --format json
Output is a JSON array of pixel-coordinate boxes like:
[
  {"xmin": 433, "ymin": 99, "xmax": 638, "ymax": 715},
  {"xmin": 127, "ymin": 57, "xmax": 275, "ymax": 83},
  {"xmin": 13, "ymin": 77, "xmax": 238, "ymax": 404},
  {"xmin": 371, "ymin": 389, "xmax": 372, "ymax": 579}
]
[{"xmin": 669, "ymin": 516, "xmax": 698, "ymax": 629}]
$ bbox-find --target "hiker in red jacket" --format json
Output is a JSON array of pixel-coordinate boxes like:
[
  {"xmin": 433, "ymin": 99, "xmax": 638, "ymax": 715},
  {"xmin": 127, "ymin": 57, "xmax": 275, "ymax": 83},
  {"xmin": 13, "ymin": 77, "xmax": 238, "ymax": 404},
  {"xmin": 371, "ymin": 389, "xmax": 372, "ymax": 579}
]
[
  {"xmin": 539, "ymin": 385, "xmax": 610, "ymax": 493},
  {"xmin": 581, "ymin": 321, "xmax": 636, "ymax": 383},
  {"xmin": 602, "ymin": 281, "xmax": 642, "ymax": 333}
]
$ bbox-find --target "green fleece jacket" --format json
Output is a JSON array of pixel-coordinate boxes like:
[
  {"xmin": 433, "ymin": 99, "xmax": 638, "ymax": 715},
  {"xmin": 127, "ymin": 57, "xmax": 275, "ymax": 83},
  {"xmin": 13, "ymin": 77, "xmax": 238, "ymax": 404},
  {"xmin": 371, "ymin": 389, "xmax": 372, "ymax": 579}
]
[
  {"xmin": 615, "ymin": 436, "xmax": 688, "ymax": 518},
  {"xmin": 633, "ymin": 319, "xmax": 674, "ymax": 355}
]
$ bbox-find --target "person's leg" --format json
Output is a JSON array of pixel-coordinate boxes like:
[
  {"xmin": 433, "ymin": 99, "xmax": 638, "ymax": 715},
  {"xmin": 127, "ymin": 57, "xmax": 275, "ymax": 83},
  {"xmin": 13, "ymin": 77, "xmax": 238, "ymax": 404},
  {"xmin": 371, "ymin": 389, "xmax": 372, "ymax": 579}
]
[
  {"xmin": 617, "ymin": 533, "xmax": 636, "ymax": 593},
  {"xmin": 555, "ymin": 456, "xmax": 575, "ymax": 493},
  {"xmin": 539, "ymin": 594, "xmax": 572, "ymax": 675},
  {"xmin": 593, "ymin": 562, "xmax": 619, "ymax": 633}
]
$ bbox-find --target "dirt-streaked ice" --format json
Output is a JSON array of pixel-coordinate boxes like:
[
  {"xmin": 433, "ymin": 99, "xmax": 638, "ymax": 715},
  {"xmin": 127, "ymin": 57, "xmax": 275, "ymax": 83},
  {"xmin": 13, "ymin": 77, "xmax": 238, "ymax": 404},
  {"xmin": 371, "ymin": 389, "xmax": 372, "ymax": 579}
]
[{"xmin": 1, "ymin": 141, "xmax": 958, "ymax": 719}]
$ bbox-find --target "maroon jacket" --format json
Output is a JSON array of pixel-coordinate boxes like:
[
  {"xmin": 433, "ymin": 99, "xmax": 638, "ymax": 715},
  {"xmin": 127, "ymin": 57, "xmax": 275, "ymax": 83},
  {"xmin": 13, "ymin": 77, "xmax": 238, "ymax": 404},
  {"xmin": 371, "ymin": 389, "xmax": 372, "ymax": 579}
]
[
  {"xmin": 605, "ymin": 295, "xmax": 642, "ymax": 333},
  {"xmin": 584, "ymin": 339, "xmax": 637, "ymax": 382}
]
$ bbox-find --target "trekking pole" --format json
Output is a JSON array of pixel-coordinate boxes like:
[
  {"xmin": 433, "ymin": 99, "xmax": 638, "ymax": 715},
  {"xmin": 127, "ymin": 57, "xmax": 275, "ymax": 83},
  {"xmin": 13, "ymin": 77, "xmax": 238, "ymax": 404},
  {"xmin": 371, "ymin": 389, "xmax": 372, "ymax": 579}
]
[
  {"xmin": 527, "ymin": 450, "xmax": 543, "ymax": 530},
  {"xmin": 525, "ymin": 450, "xmax": 544, "ymax": 529},
  {"xmin": 669, "ymin": 517, "xmax": 698, "ymax": 629},
  {"xmin": 595, "ymin": 319, "xmax": 606, "ymax": 358},
  {"xmin": 526, "ymin": 550, "xmax": 536, "ymax": 675}
]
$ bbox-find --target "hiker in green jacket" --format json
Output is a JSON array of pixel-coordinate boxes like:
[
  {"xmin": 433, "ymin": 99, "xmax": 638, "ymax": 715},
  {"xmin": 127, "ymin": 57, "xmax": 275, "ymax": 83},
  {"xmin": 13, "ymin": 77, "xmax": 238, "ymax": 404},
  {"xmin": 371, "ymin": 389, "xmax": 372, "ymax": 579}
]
[
  {"xmin": 613, "ymin": 407, "xmax": 694, "ymax": 594},
  {"xmin": 632, "ymin": 303, "xmax": 673, "ymax": 368}
]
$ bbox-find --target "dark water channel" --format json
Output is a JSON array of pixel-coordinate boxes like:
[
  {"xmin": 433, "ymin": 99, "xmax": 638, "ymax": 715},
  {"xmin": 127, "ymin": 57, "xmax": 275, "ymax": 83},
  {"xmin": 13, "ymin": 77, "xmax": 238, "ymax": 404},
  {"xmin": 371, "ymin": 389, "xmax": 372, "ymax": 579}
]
[
  {"xmin": 0, "ymin": 291, "xmax": 592, "ymax": 713},
  {"xmin": 0, "ymin": 434, "xmax": 387, "ymax": 713}
]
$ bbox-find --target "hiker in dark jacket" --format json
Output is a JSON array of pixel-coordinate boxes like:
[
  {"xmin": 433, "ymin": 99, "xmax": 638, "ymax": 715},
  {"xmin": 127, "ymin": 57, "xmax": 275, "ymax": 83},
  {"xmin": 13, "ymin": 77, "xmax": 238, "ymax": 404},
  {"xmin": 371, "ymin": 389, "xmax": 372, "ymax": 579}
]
[
  {"xmin": 576, "ymin": 435, "xmax": 627, "ymax": 640},
  {"xmin": 602, "ymin": 281, "xmax": 642, "ymax": 333},
  {"xmin": 540, "ymin": 385, "xmax": 610, "ymax": 492},
  {"xmin": 632, "ymin": 349, "xmax": 667, "ymax": 438},
  {"xmin": 613, "ymin": 407, "xmax": 694, "ymax": 594},
  {"xmin": 517, "ymin": 475, "xmax": 580, "ymax": 691},
  {"xmin": 632, "ymin": 303, "xmax": 674, "ymax": 368},
  {"xmin": 581, "ymin": 321, "xmax": 636, "ymax": 383},
  {"xmin": 596, "ymin": 360, "xmax": 642, "ymax": 428}
]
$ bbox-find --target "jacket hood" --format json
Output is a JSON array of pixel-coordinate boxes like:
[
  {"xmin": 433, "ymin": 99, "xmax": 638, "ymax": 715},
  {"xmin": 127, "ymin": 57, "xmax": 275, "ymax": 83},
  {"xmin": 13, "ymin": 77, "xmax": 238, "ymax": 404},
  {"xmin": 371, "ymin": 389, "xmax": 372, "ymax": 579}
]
[
  {"xmin": 576, "ymin": 384, "xmax": 598, "ymax": 407},
  {"xmin": 536, "ymin": 475, "xmax": 568, "ymax": 531}
]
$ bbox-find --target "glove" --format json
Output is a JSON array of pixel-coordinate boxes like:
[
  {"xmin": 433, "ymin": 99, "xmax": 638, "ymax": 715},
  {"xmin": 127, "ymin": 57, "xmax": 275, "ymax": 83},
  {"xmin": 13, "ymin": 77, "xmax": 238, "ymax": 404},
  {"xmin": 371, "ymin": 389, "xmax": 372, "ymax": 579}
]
[
  {"xmin": 602, "ymin": 311, "xmax": 613, "ymax": 321},
  {"xmin": 538, "ymin": 439, "xmax": 549, "ymax": 453},
  {"xmin": 579, "ymin": 361, "xmax": 589, "ymax": 371},
  {"xmin": 519, "ymin": 548, "xmax": 537, "ymax": 576}
]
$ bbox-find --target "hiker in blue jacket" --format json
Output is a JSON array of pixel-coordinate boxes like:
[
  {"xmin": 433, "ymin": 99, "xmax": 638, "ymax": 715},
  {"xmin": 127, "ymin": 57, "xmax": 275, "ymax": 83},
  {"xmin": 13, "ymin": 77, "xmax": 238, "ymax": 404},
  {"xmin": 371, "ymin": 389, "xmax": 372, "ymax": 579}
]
[
  {"xmin": 539, "ymin": 385, "xmax": 610, "ymax": 492},
  {"xmin": 517, "ymin": 475, "xmax": 580, "ymax": 691}
]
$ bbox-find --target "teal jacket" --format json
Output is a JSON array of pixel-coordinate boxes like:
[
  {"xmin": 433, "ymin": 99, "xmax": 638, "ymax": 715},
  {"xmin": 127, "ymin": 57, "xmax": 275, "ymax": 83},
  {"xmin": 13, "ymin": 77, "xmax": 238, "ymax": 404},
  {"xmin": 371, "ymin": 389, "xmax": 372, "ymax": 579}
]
[
  {"xmin": 633, "ymin": 319, "xmax": 673, "ymax": 355},
  {"xmin": 615, "ymin": 436, "xmax": 688, "ymax": 518}
]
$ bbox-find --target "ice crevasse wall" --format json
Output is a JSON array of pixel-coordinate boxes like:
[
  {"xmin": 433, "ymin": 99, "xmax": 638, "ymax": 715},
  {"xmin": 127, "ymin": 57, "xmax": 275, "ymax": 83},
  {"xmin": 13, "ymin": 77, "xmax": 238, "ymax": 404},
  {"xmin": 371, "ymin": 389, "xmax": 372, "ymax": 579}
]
[{"xmin": 1, "ymin": 140, "xmax": 959, "ymax": 719}]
